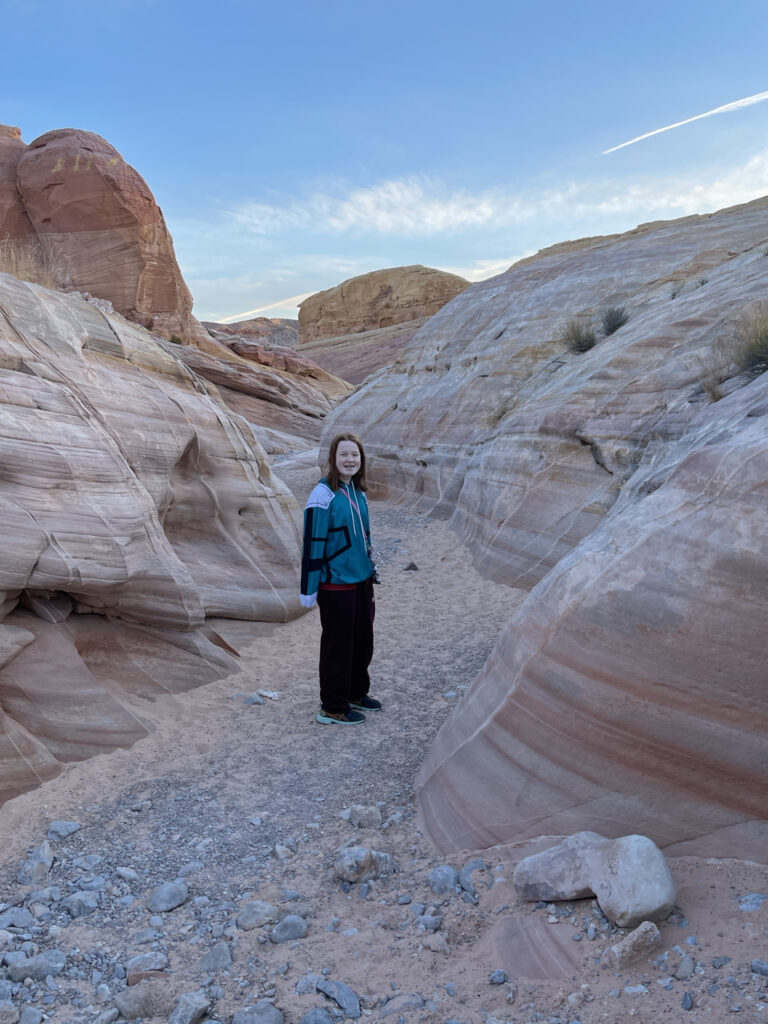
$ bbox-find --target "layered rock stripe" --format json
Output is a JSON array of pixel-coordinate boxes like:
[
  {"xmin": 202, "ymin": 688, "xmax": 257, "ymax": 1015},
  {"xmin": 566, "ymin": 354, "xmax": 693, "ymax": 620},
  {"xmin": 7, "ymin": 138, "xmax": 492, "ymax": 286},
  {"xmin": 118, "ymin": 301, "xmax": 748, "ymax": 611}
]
[{"xmin": 0, "ymin": 273, "xmax": 303, "ymax": 803}]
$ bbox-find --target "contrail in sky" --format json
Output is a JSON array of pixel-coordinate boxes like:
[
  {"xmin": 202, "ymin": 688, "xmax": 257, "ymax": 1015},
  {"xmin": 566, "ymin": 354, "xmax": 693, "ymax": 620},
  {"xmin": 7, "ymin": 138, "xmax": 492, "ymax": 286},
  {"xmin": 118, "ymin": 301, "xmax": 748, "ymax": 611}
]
[
  {"xmin": 604, "ymin": 90, "xmax": 768, "ymax": 154},
  {"xmin": 218, "ymin": 292, "xmax": 314, "ymax": 323}
]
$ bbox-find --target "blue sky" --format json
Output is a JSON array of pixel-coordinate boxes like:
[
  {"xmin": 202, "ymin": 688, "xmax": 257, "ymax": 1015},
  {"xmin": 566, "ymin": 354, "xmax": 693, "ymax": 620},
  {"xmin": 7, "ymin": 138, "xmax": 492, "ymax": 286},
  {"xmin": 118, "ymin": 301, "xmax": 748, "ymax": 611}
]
[{"xmin": 4, "ymin": 0, "xmax": 768, "ymax": 321}]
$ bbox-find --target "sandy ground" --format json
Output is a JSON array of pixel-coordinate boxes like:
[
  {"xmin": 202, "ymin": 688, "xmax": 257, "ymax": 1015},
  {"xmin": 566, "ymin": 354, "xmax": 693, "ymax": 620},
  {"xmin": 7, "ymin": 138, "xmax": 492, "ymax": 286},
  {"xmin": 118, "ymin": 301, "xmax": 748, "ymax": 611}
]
[{"xmin": 1, "ymin": 479, "xmax": 767, "ymax": 1024}]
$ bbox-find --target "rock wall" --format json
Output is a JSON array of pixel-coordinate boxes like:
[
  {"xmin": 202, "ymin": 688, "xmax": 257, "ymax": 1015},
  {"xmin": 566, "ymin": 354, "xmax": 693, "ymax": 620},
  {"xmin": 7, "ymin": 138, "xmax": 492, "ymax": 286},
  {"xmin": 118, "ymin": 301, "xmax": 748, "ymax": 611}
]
[
  {"xmin": 205, "ymin": 317, "xmax": 299, "ymax": 349},
  {"xmin": 0, "ymin": 126, "xmax": 33, "ymax": 239},
  {"xmin": 0, "ymin": 272, "xmax": 303, "ymax": 803},
  {"xmin": 299, "ymin": 320, "xmax": 428, "ymax": 386},
  {"xmin": 321, "ymin": 197, "xmax": 768, "ymax": 857},
  {"xmin": 0, "ymin": 124, "xmax": 209, "ymax": 344},
  {"xmin": 298, "ymin": 265, "xmax": 469, "ymax": 345}
]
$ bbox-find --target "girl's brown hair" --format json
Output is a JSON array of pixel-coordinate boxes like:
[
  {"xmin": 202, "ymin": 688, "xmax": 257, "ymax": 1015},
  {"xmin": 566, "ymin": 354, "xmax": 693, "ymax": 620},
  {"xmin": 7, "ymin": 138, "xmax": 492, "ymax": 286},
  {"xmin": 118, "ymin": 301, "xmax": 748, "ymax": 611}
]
[{"xmin": 324, "ymin": 432, "xmax": 367, "ymax": 492}]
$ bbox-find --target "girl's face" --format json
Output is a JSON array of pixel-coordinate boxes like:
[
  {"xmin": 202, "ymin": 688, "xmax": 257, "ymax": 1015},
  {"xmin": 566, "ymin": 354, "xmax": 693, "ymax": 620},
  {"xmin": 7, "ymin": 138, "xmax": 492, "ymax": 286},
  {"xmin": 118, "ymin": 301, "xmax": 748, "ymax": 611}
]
[{"xmin": 335, "ymin": 441, "xmax": 361, "ymax": 483}]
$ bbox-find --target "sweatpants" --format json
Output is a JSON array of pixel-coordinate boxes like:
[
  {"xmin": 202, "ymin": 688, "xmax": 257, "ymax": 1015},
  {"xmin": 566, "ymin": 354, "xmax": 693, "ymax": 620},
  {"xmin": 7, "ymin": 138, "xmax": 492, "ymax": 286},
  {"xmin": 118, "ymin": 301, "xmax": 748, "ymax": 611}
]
[{"xmin": 317, "ymin": 581, "xmax": 375, "ymax": 713}]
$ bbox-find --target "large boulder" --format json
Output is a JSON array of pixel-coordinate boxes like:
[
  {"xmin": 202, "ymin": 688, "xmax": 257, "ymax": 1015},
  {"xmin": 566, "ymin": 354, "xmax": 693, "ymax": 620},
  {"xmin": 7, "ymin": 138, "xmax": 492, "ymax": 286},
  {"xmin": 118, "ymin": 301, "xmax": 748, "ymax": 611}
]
[
  {"xmin": 512, "ymin": 832, "xmax": 676, "ymax": 927},
  {"xmin": 14, "ymin": 128, "xmax": 209, "ymax": 344},
  {"xmin": 323, "ymin": 197, "xmax": 768, "ymax": 858},
  {"xmin": 0, "ymin": 272, "xmax": 303, "ymax": 804}
]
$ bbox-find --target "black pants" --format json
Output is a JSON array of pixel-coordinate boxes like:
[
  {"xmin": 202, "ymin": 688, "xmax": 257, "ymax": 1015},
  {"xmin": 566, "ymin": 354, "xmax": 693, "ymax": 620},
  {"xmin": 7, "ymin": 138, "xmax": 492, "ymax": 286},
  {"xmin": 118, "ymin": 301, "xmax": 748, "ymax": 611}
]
[{"xmin": 317, "ymin": 581, "xmax": 375, "ymax": 713}]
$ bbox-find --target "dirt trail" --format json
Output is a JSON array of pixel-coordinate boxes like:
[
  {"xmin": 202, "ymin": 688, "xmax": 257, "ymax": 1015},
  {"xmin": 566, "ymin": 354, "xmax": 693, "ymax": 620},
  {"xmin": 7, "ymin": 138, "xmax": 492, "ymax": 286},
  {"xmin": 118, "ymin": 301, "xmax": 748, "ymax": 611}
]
[{"xmin": 1, "ymin": 494, "xmax": 766, "ymax": 1024}]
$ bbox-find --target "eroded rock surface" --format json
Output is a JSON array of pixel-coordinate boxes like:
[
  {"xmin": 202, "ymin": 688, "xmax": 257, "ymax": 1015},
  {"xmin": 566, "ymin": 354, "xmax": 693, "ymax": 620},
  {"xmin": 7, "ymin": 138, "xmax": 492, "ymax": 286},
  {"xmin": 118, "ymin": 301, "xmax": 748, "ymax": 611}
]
[
  {"xmin": 322, "ymin": 197, "xmax": 768, "ymax": 857},
  {"xmin": 177, "ymin": 331, "xmax": 352, "ymax": 453},
  {"xmin": 0, "ymin": 272, "xmax": 303, "ymax": 803},
  {"xmin": 0, "ymin": 126, "xmax": 33, "ymax": 239},
  {"xmin": 0, "ymin": 124, "xmax": 209, "ymax": 345},
  {"xmin": 299, "ymin": 320, "xmax": 428, "ymax": 385}
]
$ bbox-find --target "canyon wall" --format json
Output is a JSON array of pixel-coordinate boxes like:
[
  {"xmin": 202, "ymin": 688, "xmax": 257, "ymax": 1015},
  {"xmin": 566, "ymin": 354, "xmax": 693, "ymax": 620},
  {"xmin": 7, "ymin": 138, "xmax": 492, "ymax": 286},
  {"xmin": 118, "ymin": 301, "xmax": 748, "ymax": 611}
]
[
  {"xmin": 322, "ymin": 198, "xmax": 768, "ymax": 858},
  {"xmin": 0, "ymin": 272, "xmax": 303, "ymax": 803}
]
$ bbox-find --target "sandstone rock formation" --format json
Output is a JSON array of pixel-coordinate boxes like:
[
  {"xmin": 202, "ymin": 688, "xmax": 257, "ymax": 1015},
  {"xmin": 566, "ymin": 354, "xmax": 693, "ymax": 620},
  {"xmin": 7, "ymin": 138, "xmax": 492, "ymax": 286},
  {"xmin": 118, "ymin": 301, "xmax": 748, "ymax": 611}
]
[
  {"xmin": 0, "ymin": 271, "xmax": 303, "ymax": 804},
  {"xmin": 0, "ymin": 124, "xmax": 210, "ymax": 344},
  {"xmin": 194, "ymin": 322, "xmax": 352, "ymax": 451},
  {"xmin": 205, "ymin": 317, "xmax": 299, "ymax": 348},
  {"xmin": 299, "ymin": 320, "xmax": 428, "ymax": 386},
  {"xmin": 297, "ymin": 266, "xmax": 469, "ymax": 382},
  {"xmin": 321, "ymin": 197, "xmax": 768, "ymax": 858},
  {"xmin": 0, "ymin": 126, "xmax": 33, "ymax": 239}
]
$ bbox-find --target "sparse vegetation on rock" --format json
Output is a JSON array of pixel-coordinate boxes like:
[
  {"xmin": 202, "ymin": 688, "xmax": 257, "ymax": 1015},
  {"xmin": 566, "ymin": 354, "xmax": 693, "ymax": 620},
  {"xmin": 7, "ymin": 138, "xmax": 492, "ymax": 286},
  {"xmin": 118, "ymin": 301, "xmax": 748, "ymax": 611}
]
[
  {"xmin": 732, "ymin": 305, "xmax": 768, "ymax": 380},
  {"xmin": 562, "ymin": 317, "xmax": 596, "ymax": 353},
  {"xmin": 0, "ymin": 234, "xmax": 62, "ymax": 288},
  {"xmin": 600, "ymin": 305, "xmax": 628, "ymax": 335}
]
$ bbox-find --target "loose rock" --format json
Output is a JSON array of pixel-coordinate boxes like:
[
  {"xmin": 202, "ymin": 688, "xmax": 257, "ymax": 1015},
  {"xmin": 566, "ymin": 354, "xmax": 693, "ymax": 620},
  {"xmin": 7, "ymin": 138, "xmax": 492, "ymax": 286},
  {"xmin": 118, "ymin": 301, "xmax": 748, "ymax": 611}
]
[
  {"xmin": 608, "ymin": 921, "xmax": 661, "ymax": 968},
  {"xmin": 333, "ymin": 847, "xmax": 397, "ymax": 883},
  {"xmin": 317, "ymin": 979, "xmax": 361, "ymax": 1018},
  {"xmin": 269, "ymin": 914, "xmax": 308, "ymax": 943},
  {"xmin": 428, "ymin": 865, "xmax": 458, "ymax": 894},
  {"xmin": 148, "ymin": 880, "xmax": 189, "ymax": 913},
  {"xmin": 46, "ymin": 820, "xmax": 81, "ymax": 840},
  {"xmin": 513, "ymin": 831, "xmax": 676, "ymax": 927},
  {"xmin": 237, "ymin": 900, "xmax": 279, "ymax": 930},
  {"xmin": 16, "ymin": 842, "xmax": 53, "ymax": 885},
  {"xmin": 168, "ymin": 989, "xmax": 210, "ymax": 1024}
]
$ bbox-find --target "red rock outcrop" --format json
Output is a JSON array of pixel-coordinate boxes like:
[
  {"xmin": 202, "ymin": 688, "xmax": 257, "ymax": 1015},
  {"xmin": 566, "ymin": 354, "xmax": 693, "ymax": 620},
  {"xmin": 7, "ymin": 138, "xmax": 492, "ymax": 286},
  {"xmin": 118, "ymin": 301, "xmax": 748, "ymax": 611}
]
[
  {"xmin": 297, "ymin": 266, "xmax": 469, "ymax": 382},
  {"xmin": 0, "ymin": 126, "xmax": 33, "ymax": 239},
  {"xmin": 322, "ymin": 196, "xmax": 768, "ymax": 858},
  {"xmin": 0, "ymin": 271, "xmax": 303, "ymax": 804},
  {"xmin": 3, "ymin": 126, "xmax": 208, "ymax": 344}
]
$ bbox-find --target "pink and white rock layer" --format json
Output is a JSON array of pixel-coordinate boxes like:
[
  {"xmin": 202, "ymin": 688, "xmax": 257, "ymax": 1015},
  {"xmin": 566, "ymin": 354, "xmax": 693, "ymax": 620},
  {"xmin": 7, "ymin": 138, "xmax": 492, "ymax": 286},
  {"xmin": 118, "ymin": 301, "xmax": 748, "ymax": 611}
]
[{"xmin": 322, "ymin": 198, "xmax": 768, "ymax": 858}]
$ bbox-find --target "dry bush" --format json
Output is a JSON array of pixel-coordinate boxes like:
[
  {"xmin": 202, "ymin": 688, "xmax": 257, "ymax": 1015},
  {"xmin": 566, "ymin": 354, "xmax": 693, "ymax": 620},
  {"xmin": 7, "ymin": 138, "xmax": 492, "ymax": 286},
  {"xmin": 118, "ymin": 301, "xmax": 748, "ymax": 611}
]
[
  {"xmin": 600, "ymin": 305, "xmax": 629, "ymax": 336},
  {"xmin": 731, "ymin": 306, "xmax": 768, "ymax": 380},
  {"xmin": 0, "ymin": 235, "xmax": 65, "ymax": 289},
  {"xmin": 562, "ymin": 318, "xmax": 596, "ymax": 353},
  {"xmin": 694, "ymin": 306, "xmax": 768, "ymax": 401}
]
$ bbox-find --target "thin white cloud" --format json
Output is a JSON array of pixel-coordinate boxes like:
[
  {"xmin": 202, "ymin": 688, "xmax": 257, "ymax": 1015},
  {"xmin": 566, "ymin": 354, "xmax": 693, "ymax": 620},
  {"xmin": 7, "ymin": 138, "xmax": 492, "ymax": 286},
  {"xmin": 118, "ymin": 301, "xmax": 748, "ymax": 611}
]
[
  {"xmin": 218, "ymin": 292, "xmax": 314, "ymax": 323},
  {"xmin": 604, "ymin": 90, "xmax": 768, "ymax": 154},
  {"xmin": 228, "ymin": 153, "xmax": 768, "ymax": 240},
  {"xmin": 437, "ymin": 256, "xmax": 527, "ymax": 282}
]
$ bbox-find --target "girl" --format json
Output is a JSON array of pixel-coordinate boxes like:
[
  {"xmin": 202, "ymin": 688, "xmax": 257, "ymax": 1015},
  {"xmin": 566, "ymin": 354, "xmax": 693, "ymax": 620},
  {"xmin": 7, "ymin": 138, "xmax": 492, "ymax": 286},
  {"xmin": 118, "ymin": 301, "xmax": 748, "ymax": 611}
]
[{"xmin": 301, "ymin": 432, "xmax": 382, "ymax": 725}]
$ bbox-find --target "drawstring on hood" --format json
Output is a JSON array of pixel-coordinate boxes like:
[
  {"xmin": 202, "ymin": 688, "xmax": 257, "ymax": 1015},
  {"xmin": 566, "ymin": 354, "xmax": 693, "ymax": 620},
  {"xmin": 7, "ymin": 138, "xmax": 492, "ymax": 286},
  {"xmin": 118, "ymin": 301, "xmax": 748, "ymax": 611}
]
[{"xmin": 342, "ymin": 482, "xmax": 365, "ymax": 538}]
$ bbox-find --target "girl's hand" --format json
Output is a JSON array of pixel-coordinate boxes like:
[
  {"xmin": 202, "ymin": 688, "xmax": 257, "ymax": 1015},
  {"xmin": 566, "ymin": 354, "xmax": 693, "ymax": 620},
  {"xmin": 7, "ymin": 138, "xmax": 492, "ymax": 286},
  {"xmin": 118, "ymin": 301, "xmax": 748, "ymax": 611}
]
[{"xmin": 300, "ymin": 593, "xmax": 317, "ymax": 609}]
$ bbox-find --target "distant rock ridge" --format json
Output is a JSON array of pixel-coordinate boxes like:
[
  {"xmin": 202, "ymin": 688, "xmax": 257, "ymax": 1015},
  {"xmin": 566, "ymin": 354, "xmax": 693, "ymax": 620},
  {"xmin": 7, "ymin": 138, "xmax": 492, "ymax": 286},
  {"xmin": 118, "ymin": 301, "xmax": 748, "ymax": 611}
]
[
  {"xmin": 298, "ymin": 265, "xmax": 469, "ymax": 344},
  {"xmin": 321, "ymin": 195, "xmax": 768, "ymax": 859},
  {"xmin": 0, "ymin": 123, "xmax": 208, "ymax": 345},
  {"xmin": 205, "ymin": 317, "xmax": 299, "ymax": 349}
]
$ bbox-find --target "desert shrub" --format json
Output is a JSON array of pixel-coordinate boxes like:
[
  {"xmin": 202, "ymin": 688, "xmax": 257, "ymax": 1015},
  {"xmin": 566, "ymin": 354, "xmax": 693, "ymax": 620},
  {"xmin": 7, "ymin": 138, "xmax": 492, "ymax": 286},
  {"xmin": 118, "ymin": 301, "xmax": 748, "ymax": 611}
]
[
  {"xmin": 0, "ymin": 235, "xmax": 64, "ymax": 289},
  {"xmin": 694, "ymin": 307, "xmax": 768, "ymax": 400},
  {"xmin": 732, "ymin": 307, "xmax": 768, "ymax": 380},
  {"xmin": 562, "ymin": 318, "xmax": 596, "ymax": 353},
  {"xmin": 694, "ymin": 341, "xmax": 732, "ymax": 402},
  {"xmin": 600, "ymin": 306, "xmax": 628, "ymax": 336},
  {"xmin": 168, "ymin": 334, "xmax": 183, "ymax": 344}
]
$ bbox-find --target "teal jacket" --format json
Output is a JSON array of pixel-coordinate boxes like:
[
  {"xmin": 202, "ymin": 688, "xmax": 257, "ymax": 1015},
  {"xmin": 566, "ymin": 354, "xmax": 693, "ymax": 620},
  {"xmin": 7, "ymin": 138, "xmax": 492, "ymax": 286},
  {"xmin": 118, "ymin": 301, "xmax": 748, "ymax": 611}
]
[{"xmin": 301, "ymin": 477, "xmax": 373, "ymax": 601}]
